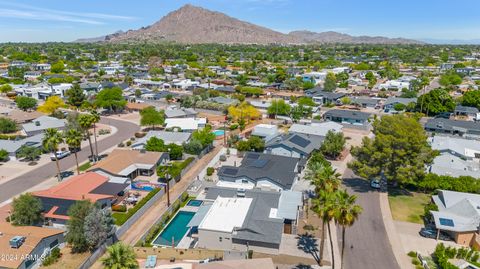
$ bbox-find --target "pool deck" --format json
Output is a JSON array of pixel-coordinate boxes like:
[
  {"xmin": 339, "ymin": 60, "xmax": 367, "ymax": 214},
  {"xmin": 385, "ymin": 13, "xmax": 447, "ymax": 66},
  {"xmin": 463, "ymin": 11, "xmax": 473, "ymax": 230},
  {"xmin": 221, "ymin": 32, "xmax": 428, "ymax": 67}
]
[{"xmin": 181, "ymin": 206, "xmax": 199, "ymax": 213}]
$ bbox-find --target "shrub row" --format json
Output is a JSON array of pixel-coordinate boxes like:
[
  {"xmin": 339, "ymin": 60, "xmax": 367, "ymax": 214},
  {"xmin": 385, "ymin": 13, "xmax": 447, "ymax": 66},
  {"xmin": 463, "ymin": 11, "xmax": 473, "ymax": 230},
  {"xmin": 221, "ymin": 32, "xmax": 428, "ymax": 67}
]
[{"xmin": 112, "ymin": 188, "xmax": 161, "ymax": 226}]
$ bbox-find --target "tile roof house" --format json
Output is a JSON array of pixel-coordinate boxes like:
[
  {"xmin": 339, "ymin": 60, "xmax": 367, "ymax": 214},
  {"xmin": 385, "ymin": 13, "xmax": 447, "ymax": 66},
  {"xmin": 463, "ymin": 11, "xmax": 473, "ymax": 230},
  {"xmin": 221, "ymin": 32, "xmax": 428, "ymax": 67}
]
[
  {"xmin": 265, "ymin": 133, "xmax": 324, "ymax": 159},
  {"xmin": 33, "ymin": 172, "xmax": 128, "ymax": 226},
  {"xmin": 88, "ymin": 149, "xmax": 169, "ymax": 179},
  {"xmin": 0, "ymin": 222, "xmax": 64, "ymax": 269},
  {"xmin": 22, "ymin": 116, "xmax": 66, "ymax": 136},
  {"xmin": 1, "ymin": 110, "xmax": 44, "ymax": 124},
  {"xmin": 425, "ymin": 118, "xmax": 480, "ymax": 139},
  {"xmin": 217, "ymin": 152, "xmax": 300, "ymax": 191},
  {"xmin": 131, "ymin": 131, "xmax": 191, "ymax": 149},
  {"xmin": 431, "ymin": 190, "xmax": 480, "ymax": 246},
  {"xmin": 193, "ymin": 187, "xmax": 302, "ymax": 253}
]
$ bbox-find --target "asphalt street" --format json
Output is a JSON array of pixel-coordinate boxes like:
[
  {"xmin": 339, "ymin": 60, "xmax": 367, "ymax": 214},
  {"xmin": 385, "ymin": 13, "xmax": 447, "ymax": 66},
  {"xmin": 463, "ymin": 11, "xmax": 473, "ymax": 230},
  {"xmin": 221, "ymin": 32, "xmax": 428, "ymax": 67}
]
[
  {"xmin": 338, "ymin": 169, "xmax": 400, "ymax": 269},
  {"xmin": 0, "ymin": 117, "xmax": 139, "ymax": 203}
]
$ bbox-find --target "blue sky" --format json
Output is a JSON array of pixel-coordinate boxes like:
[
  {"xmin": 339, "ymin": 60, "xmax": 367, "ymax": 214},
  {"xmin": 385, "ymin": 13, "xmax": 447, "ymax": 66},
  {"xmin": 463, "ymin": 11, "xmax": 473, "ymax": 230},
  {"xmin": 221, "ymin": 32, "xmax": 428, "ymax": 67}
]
[{"xmin": 1, "ymin": 0, "xmax": 480, "ymax": 43}]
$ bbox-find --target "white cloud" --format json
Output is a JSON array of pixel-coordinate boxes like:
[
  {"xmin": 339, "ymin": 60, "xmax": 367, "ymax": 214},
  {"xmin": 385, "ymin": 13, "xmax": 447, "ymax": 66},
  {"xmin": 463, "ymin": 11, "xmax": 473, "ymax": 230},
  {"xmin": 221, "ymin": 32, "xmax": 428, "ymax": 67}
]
[{"xmin": 0, "ymin": 2, "xmax": 135, "ymax": 25}]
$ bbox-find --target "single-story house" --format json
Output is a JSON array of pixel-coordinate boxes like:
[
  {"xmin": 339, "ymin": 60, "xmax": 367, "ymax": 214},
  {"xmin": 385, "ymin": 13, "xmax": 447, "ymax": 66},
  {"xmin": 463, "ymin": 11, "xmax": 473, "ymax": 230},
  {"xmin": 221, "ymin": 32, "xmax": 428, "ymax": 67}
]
[
  {"xmin": 0, "ymin": 133, "xmax": 44, "ymax": 160},
  {"xmin": 431, "ymin": 190, "xmax": 480, "ymax": 247},
  {"xmin": 265, "ymin": 133, "xmax": 323, "ymax": 159},
  {"xmin": 323, "ymin": 109, "xmax": 371, "ymax": 127},
  {"xmin": 424, "ymin": 118, "xmax": 480, "ymax": 139},
  {"xmin": 304, "ymin": 88, "xmax": 346, "ymax": 105},
  {"xmin": 1, "ymin": 110, "xmax": 44, "ymax": 124},
  {"xmin": 131, "ymin": 131, "xmax": 192, "ymax": 149},
  {"xmin": 384, "ymin": 97, "xmax": 417, "ymax": 110},
  {"xmin": 209, "ymin": 96, "xmax": 239, "ymax": 106},
  {"xmin": 0, "ymin": 222, "xmax": 64, "ymax": 269},
  {"xmin": 165, "ymin": 118, "xmax": 207, "ymax": 132},
  {"xmin": 217, "ymin": 152, "xmax": 300, "ymax": 191},
  {"xmin": 33, "ymin": 172, "xmax": 128, "ymax": 226},
  {"xmin": 251, "ymin": 124, "xmax": 280, "ymax": 142},
  {"xmin": 192, "ymin": 187, "xmax": 302, "ymax": 254},
  {"xmin": 89, "ymin": 149, "xmax": 169, "ymax": 180},
  {"xmin": 454, "ymin": 105, "xmax": 479, "ymax": 118},
  {"xmin": 164, "ymin": 108, "xmax": 198, "ymax": 119},
  {"xmin": 22, "ymin": 116, "xmax": 67, "ymax": 136},
  {"xmin": 289, "ymin": 121, "xmax": 343, "ymax": 137},
  {"xmin": 350, "ymin": 97, "xmax": 381, "ymax": 108},
  {"xmin": 215, "ymin": 86, "xmax": 236, "ymax": 93}
]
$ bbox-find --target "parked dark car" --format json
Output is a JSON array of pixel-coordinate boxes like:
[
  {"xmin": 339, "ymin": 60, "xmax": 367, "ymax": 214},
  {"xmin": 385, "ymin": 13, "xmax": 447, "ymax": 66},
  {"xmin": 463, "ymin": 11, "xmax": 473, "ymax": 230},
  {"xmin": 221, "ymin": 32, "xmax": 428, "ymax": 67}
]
[
  {"xmin": 435, "ymin": 112, "xmax": 452, "ymax": 119},
  {"xmin": 419, "ymin": 227, "xmax": 452, "ymax": 241}
]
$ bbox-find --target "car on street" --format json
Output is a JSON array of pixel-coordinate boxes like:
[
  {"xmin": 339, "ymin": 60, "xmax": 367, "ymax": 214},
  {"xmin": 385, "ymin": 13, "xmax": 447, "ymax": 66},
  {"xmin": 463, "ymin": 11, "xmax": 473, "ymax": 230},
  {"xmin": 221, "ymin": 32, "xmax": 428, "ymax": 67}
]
[
  {"xmin": 60, "ymin": 170, "xmax": 74, "ymax": 179},
  {"xmin": 419, "ymin": 227, "xmax": 452, "ymax": 241},
  {"xmin": 50, "ymin": 150, "xmax": 71, "ymax": 161},
  {"xmin": 370, "ymin": 179, "xmax": 381, "ymax": 189}
]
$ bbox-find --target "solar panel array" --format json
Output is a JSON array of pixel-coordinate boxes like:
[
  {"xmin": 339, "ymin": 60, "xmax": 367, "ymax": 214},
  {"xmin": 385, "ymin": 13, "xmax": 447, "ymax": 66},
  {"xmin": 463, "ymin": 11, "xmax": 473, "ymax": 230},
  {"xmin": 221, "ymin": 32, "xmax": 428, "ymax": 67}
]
[
  {"xmin": 252, "ymin": 159, "xmax": 268, "ymax": 168},
  {"xmin": 246, "ymin": 153, "xmax": 260, "ymax": 159},
  {"xmin": 223, "ymin": 168, "xmax": 238, "ymax": 176},
  {"xmin": 439, "ymin": 218, "xmax": 455, "ymax": 227},
  {"xmin": 290, "ymin": 135, "xmax": 310, "ymax": 148}
]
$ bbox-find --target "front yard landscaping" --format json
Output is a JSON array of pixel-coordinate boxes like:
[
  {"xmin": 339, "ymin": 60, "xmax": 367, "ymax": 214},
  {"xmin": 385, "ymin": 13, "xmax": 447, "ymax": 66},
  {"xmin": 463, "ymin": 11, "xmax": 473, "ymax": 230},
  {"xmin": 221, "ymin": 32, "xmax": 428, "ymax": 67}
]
[{"xmin": 388, "ymin": 189, "xmax": 431, "ymax": 224}]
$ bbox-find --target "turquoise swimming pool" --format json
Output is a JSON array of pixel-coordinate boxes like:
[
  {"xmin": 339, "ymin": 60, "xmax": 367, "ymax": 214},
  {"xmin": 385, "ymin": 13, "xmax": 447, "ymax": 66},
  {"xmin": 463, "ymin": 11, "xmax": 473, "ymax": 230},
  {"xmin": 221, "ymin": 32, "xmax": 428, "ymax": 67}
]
[
  {"xmin": 187, "ymin": 199, "xmax": 203, "ymax": 207},
  {"xmin": 212, "ymin": 129, "xmax": 225, "ymax": 136},
  {"xmin": 152, "ymin": 211, "xmax": 195, "ymax": 247}
]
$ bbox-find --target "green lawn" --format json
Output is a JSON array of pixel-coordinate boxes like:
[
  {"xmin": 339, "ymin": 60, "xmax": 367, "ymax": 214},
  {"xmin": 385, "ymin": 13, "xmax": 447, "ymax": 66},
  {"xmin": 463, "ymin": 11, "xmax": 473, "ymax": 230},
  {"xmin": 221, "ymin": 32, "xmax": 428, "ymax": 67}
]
[
  {"xmin": 78, "ymin": 162, "xmax": 91, "ymax": 171},
  {"xmin": 388, "ymin": 189, "xmax": 431, "ymax": 224}
]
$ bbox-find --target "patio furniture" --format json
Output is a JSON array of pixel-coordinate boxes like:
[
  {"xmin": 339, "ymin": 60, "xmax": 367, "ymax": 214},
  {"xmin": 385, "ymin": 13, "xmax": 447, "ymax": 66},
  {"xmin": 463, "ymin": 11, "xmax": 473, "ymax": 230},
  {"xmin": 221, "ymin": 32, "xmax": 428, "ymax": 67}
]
[{"xmin": 145, "ymin": 255, "xmax": 157, "ymax": 268}]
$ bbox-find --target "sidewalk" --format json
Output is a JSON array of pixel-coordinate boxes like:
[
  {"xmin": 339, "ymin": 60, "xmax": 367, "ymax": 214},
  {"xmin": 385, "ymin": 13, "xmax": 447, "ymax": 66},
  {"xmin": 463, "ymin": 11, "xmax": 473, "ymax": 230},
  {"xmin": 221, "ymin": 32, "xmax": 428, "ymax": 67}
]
[
  {"xmin": 379, "ymin": 192, "xmax": 413, "ymax": 269},
  {"xmin": 120, "ymin": 145, "xmax": 224, "ymax": 245}
]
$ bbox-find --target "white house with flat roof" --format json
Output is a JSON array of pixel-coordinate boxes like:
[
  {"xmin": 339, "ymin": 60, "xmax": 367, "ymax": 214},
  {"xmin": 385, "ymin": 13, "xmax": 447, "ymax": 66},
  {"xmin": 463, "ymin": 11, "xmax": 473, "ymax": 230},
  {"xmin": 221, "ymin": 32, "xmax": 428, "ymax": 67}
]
[
  {"xmin": 251, "ymin": 124, "xmax": 280, "ymax": 142},
  {"xmin": 164, "ymin": 118, "xmax": 206, "ymax": 132}
]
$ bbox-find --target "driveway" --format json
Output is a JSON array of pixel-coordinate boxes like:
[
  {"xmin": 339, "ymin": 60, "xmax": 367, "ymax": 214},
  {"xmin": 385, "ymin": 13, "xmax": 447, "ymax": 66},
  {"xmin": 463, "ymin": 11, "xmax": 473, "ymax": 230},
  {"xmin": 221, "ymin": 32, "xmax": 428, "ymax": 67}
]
[
  {"xmin": 339, "ymin": 169, "xmax": 400, "ymax": 269},
  {"xmin": 0, "ymin": 117, "xmax": 139, "ymax": 203}
]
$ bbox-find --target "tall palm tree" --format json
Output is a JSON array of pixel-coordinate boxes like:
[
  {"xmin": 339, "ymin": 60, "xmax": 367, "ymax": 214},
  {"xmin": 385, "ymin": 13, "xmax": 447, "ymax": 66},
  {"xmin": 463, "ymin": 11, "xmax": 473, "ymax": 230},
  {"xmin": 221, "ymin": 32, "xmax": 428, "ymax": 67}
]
[
  {"xmin": 311, "ymin": 190, "xmax": 337, "ymax": 267},
  {"xmin": 335, "ymin": 190, "xmax": 363, "ymax": 269},
  {"xmin": 90, "ymin": 110, "xmax": 100, "ymax": 159},
  {"xmin": 78, "ymin": 114, "xmax": 95, "ymax": 162},
  {"xmin": 306, "ymin": 162, "xmax": 342, "ymax": 193},
  {"xmin": 102, "ymin": 242, "xmax": 138, "ymax": 269},
  {"xmin": 64, "ymin": 129, "xmax": 82, "ymax": 175},
  {"xmin": 42, "ymin": 128, "xmax": 64, "ymax": 181}
]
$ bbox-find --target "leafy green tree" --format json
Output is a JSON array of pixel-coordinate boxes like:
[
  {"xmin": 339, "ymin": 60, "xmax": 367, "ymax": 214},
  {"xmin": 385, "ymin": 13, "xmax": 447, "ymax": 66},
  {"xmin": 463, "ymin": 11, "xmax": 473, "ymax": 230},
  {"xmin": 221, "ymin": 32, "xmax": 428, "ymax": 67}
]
[
  {"xmin": 192, "ymin": 125, "xmax": 215, "ymax": 148},
  {"xmin": 66, "ymin": 200, "xmax": 93, "ymax": 253},
  {"xmin": 283, "ymin": 79, "xmax": 303, "ymax": 91},
  {"xmin": 167, "ymin": 143, "xmax": 183, "ymax": 160},
  {"xmin": 340, "ymin": 97, "xmax": 351, "ymax": 105},
  {"xmin": 183, "ymin": 139, "xmax": 204, "ymax": 155},
  {"xmin": 0, "ymin": 149, "xmax": 8, "ymax": 162},
  {"xmin": 439, "ymin": 71, "xmax": 462, "ymax": 87},
  {"xmin": 365, "ymin": 71, "xmax": 377, "ymax": 89},
  {"xmin": 393, "ymin": 103, "xmax": 406, "ymax": 111},
  {"xmin": 461, "ymin": 90, "xmax": 480, "ymax": 109},
  {"xmin": 236, "ymin": 136, "xmax": 265, "ymax": 152},
  {"xmin": 0, "ymin": 118, "xmax": 17, "ymax": 133},
  {"xmin": 335, "ymin": 190, "xmax": 362, "ymax": 269},
  {"xmin": 84, "ymin": 206, "xmax": 115, "ymax": 250},
  {"xmin": 65, "ymin": 129, "xmax": 83, "ymax": 174},
  {"xmin": 323, "ymin": 72, "xmax": 337, "ymax": 92},
  {"xmin": 349, "ymin": 115, "xmax": 436, "ymax": 185},
  {"xmin": 321, "ymin": 130, "xmax": 346, "ymax": 159},
  {"xmin": 42, "ymin": 128, "xmax": 64, "ymax": 181},
  {"xmin": 290, "ymin": 104, "xmax": 312, "ymax": 122},
  {"xmin": 17, "ymin": 145, "xmax": 41, "ymax": 163},
  {"xmin": 0, "ymin": 84, "xmax": 13, "ymax": 94},
  {"xmin": 139, "ymin": 107, "xmax": 164, "ymax": 129},
  {"xmin": 267, "ymin": 99, "xmax": 291, "ymax": 116},
  {"xmin": 101, "ymin": 242, "xmax": 139, "ymax": 269},
  {"xmin": 145, "ymin": 137, "xmax": 165, "ymax": 152},
  {"xmin": 302, "ymin": 81, "xmax": 316, "ymax": 90},
  {"xmin": 94, "ymin": 87, "xmax": 127, "ymax": 112},
  {"xmin": 15, "ymin": 96, "xmax": 37, "ymax": 111},
  {"xmin": 51, "ymin": 60, "xmax": 65, "ymax": 73},
  {"xmin": 11, "ymin": 193, "xmax": 43, "ymax": 226},
  {"xmin": 416, "ymin": 89, "xmax": 455, "ymax": 116},
  {"xmin": 65, "ymin": 84, "xmax": 86, "ymax": 108},
  {"xmin": 297, "ymin": 97, "xmax": 316, "ymax": 107}
]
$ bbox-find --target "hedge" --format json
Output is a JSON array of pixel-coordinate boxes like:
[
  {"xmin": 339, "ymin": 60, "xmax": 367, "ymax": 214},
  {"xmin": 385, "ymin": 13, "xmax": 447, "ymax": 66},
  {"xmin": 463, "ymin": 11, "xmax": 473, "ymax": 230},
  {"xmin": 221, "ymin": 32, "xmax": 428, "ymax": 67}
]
[
  {"xmin": 112, "ymin": 188, "xmax": 161, "ymax": 226},
  {"xmin": 157, "ymin": 157, "xmax": 195, "ymax": 180}
]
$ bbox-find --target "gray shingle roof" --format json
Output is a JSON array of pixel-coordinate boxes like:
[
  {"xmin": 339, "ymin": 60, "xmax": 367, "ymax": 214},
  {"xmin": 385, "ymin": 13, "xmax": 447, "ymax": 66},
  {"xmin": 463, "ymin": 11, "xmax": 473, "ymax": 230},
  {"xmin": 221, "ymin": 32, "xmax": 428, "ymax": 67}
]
[
  {"xmin": 131, "ymin": 130, "xmax": 191, "ymax": 149},
  {"xmin": 22, "ymin": 116, "xmax": 66, "ymax": 134},
  {"xmin": 384, "ymin": 97, "xmax": 417, "ymax": 106},
  {"xmin": 455, "ymin": 105, "xmax": 479, "ymax": 114},
  {"xmin": 164, "ymin": 108, "xmax": 198, "ymax": 118},
  {"xmin": 217, "ymin": 152, "xmax": 299, "ymax": 190},
  {"xmin": 266, "ymin": 133, "xmax": 323, "ymax": 156},
  {"xmin": 0, "ymin": 133, "xmax": 44, "ymax": 153},
  {"xmin": 425, "ymin": 118, "xmax": 480, "ymax": 135},
  {"xmin": 323, "ymin": 109, "xmax": 371, "ymax": 121}
]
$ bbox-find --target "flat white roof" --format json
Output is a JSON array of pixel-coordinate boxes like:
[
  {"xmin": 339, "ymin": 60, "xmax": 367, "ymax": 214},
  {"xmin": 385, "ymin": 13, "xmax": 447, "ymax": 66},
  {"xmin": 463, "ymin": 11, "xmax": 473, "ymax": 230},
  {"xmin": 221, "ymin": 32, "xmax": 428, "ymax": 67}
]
[
  {"xmin": 199, "ymin": 197, "xmax": 252, "ymax": 233},
  {"xmin": 165, "ymin": 118, "xmax": 206, "ymax": 130}
]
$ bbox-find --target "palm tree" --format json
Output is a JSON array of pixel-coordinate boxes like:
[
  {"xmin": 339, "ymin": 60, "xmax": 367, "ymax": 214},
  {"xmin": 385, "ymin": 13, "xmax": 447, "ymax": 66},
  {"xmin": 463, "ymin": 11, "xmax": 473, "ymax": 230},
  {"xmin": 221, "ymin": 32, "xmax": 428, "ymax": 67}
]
[
  {"xmin": 102, "ymin": 242, "xmax": 138, "ymax": 269},
  {"xmin": 306, "ymin": 162, "xmax": 342, "ymax": 193},
  {"xmin": 64, "ymin": 129, "xmax": 83, "ymax": 175},
  {"xmin": 335, "ymin": 190, "xmax": 363, "ymax": 269},
  {"xmin": 90, "ymin": 110, "xmax": 100, "ymax": 159},
  {"xmin": 311, "ymin": 190, "xmax": 337, "ymax": 267},
  {"xmin": 42, "ymin": 128, "xmax": 64, "ymax": 181},
  {"xmin": 78, "ymin": 114, "xmax": 95, "ymax": 162}
]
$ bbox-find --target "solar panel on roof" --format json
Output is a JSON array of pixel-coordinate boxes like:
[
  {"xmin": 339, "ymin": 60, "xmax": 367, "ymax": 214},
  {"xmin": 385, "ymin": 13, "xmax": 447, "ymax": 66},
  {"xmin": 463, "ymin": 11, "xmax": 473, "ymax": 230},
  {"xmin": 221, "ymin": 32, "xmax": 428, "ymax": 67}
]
[
  {"xmin": 290, "ymin": 135, "xmax": 310, "ymax": 148},
  {"xmin": 246, "ymin": 153, "xmax": 260, "ymax": 159},
  {"xmin": 252, "ymin": 159, "xmax": 268, "ymax": 168},
  {"xmin": 439, "ymin": 218, "xmax": 455, "ymax": 227},
  {"xmin": 223, "ymin": 168, "xmax": 238, "ymax": 175}
]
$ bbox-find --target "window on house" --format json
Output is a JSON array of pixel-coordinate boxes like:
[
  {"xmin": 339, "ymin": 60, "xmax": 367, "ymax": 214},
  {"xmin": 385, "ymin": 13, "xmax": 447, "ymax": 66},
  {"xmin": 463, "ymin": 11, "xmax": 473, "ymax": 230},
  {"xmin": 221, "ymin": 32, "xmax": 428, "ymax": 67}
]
[
  {"xmin": 219, "ymin": 237, "xmax": 222, "ymax": 242},
  {"xmin": 242, "ymin": 179, "xmax": 248, "ymax": 184}
]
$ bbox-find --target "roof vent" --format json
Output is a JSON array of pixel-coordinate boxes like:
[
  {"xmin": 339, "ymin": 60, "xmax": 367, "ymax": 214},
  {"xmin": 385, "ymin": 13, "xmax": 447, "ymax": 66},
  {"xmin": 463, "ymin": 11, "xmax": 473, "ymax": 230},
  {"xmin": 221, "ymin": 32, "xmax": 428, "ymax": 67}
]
[{"xmin": 35, "ymin": 121, "xmax": 40, "ymax": 126}]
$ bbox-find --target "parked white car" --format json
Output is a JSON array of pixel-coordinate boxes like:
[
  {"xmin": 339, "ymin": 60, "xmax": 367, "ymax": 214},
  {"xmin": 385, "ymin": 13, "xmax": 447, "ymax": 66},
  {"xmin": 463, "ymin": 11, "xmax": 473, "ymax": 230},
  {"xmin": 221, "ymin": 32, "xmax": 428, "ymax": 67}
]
[{"xmin": 50, "ymin": 150, "xmax": 70, "ymax": 161}]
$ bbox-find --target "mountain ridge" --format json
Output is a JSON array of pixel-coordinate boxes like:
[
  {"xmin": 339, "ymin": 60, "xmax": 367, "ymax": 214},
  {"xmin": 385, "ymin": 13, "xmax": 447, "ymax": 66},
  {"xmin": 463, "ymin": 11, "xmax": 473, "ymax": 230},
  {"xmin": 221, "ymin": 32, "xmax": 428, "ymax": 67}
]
[{"xmin": 75, "ymin": 4, "xmax": 423, "ymax": 45}]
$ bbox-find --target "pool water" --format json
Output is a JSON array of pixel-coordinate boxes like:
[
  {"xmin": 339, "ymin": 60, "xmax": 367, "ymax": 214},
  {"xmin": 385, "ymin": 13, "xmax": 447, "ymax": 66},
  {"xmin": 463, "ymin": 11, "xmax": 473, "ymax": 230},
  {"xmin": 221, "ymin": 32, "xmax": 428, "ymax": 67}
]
[
  {"xmin": 212, "ymin": 129, "xmax": 225, "ymax": 136},
  {"xmin": 187, "ymin": 199, "xmax": 203, "ymax": 207},
  {"xmin": 152, "ymin": 211, "xmax": 195, "ymax": 247}
]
